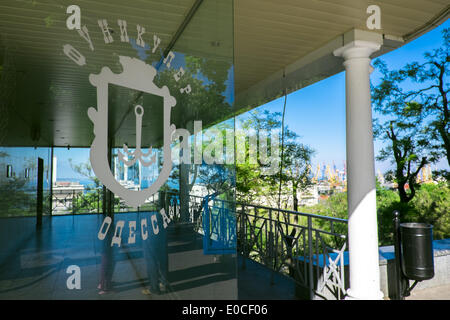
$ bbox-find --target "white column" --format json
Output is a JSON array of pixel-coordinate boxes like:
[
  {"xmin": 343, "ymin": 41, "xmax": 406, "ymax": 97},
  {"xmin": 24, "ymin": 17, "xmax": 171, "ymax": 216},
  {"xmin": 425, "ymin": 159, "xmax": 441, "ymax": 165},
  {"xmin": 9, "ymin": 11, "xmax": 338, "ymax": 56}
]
[
  {"xmin": 52, "ymin": 156, "xmax": 57, "ymax": 185},
  {"xmin": 334, "ymin": 40, "xmax": 384, "ymax": 300},
  {"xmin": 114, "ymin": 155, "xmax": 119, "ymax": 181}
]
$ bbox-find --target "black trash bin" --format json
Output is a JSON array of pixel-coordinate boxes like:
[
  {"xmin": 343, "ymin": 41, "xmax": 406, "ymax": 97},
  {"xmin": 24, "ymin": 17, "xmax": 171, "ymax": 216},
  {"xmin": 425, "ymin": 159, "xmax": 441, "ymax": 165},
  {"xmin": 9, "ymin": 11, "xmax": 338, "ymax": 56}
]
[{"xmin": 400, "ymin": 223, "xmax": 434, "ymax": 281}]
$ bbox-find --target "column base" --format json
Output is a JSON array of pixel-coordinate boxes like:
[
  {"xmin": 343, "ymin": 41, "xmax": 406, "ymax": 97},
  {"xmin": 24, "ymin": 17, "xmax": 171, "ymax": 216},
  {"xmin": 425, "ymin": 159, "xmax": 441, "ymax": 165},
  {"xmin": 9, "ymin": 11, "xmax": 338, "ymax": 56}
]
[{"xmin": 345, "ymin": 288, "xmax": 384, "ymax": 300}]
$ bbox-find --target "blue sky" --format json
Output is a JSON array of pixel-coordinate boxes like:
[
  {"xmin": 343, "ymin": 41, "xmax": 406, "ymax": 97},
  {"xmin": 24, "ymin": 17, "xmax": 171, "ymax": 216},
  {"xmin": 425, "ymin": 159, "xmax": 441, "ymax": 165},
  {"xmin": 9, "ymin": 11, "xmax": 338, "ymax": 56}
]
[
  {"xmin": 248, "ymin": 19, "xmax": 450, "ymax": 174},
  {"xmin": 54, "ymin": 147, "xmax": 90, "ymax": 180}
]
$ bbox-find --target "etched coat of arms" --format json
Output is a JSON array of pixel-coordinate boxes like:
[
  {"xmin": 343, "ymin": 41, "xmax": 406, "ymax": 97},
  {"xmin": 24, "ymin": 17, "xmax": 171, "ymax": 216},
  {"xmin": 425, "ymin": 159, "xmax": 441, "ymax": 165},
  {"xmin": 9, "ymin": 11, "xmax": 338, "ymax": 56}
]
[{"xmin": 87, "ymin": 56, "xmax": 176, "ymax": 207}]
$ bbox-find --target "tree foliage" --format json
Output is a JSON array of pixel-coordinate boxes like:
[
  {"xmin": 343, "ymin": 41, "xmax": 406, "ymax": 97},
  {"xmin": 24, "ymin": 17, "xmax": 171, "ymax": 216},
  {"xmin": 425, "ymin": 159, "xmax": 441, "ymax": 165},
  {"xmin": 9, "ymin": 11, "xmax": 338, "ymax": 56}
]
[
  {"xmin": 303, "ymin": 181, "xmax": 450, "ymax": 246},
  {"xmin": 372, "ymin": 28, "xmax": 449, "ymax": 167},
  {"xmin": 0, "ymin": 177, "xmax": 36, "ymax": 217},
  {"xmin": 372, "ymin": 28, "xmax": 449, "ymax": 203},
  {"xmin": 373, "ymin": 119, "xmax": 432, "ymax": 202},
  {"xmin": 68, "ymin": 158, "xmax": 104, "ymax": 213},
  {"xmin": 236, "ymin": 109, "xmax": 315, "ymax": 211}
]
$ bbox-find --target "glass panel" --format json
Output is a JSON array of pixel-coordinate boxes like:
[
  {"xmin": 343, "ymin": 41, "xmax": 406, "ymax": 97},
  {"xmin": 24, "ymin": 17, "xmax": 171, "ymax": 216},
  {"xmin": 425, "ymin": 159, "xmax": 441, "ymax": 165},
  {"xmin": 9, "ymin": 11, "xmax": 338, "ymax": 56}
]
[
  {"xmin": 52, "ymin": 147, "xmax": 102, "ymax": 215},
  {"xmin": 0, "ymin": 0, "xmax": 235, "ymax": 299},
  {"xmin": 0, "ymin": 147, "xmax": 51, "ymax": 217}
]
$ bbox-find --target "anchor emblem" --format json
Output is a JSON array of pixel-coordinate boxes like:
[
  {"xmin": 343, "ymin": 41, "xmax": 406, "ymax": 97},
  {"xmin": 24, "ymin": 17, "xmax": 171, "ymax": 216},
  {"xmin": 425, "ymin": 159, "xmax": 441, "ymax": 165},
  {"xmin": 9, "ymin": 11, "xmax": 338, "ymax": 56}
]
[
  {"xmin": 118, "ymin": 105, "xmax": 157, "ymax": 167},
  {"xmin": 87, "ymin": 56, "xmax": 176, "ymax": 207}
]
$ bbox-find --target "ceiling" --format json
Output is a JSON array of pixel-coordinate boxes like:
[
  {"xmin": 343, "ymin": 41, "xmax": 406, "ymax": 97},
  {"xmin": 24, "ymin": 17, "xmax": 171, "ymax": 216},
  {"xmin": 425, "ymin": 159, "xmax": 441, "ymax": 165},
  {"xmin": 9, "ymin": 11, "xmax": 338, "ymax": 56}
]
[{"xmin": 0, "ymin": 0, "xmax": 448, "ymax": 148}]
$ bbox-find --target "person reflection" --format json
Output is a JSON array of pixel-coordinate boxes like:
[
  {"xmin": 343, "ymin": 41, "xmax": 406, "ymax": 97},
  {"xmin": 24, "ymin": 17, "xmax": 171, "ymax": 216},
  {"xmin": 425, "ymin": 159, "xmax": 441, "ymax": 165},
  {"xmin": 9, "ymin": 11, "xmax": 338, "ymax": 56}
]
[
  {"xmin": 98, "ymin": 218, "xmax": 116, "ymax": 295},
  {"xmin": 142, "ymin": 211, "xmax": 168, "ymax": 296}
]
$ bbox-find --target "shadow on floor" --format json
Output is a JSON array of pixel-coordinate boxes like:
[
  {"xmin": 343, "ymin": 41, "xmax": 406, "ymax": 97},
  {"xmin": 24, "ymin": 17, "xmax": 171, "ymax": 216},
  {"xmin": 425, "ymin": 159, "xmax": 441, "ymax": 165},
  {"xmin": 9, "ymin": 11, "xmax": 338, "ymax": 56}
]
[{"xmin": 237, "ymin": 256, "xmax": 300, "ymax": 300}]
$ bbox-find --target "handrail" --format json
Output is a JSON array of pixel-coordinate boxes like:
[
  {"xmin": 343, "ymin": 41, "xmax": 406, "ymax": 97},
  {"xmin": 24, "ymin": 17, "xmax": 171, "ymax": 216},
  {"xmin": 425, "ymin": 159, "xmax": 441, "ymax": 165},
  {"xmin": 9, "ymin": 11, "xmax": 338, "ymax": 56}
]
[
  {"xmin": 163, "ymin": 191, "xmax": 348, "ymax": 300},
  {"xmin": 46, "ymin": 187, "xmax": 349, "ymax": 299},
  {"xmin": 237, "ymin": 202, "xmax": 348, "ymax": 224},
  {"xmin": 170, "ymin": 191, "xmax": 348, "ymax": 224}
]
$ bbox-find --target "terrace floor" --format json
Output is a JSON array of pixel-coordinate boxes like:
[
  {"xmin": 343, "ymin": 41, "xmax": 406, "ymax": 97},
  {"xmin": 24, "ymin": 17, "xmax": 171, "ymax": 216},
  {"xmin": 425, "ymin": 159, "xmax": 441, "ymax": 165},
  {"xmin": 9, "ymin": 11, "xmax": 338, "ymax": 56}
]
[
  {"xmin": 0, "ymin": 213, "xmax": 236, "ymax": 300},
  {"xmin": 0, "ymin": 213, "xmax": 447, "ymax": 300},
  {"xmin": 237, "ymin": 256, "xmax": 298, "ymax": 300}
]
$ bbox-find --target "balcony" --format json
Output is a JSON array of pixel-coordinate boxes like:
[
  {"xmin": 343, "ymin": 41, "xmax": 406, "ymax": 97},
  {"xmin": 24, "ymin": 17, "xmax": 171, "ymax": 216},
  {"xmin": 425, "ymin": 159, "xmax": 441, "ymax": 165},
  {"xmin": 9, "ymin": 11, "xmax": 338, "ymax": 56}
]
[{"xmin": 163, "ymin": 192, "xmax": 349, "ymax": 300}]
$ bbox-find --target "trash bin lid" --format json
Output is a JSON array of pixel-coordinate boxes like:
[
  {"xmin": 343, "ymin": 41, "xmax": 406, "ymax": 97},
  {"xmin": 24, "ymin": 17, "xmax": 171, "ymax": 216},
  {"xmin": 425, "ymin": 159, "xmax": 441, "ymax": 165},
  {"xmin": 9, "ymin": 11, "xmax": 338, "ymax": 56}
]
[{"xmin": 400, "ymin": 222, "xmax": 433, "ymax": 229}]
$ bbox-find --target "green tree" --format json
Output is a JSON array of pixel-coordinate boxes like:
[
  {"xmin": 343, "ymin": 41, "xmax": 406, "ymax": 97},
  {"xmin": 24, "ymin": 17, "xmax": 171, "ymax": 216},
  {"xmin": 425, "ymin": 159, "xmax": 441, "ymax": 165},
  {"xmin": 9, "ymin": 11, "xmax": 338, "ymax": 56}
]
[
  {"xmin": 371, "ymin": 30, "xmax": 450, "ymax": 202},
  {"xmin": 372, "ymin": 28, "xmax": 449, "ymax": 168},
  {"xmin": 0, "ymin": 177, "xmax": 36, "ymax": 217},
  {"xmin": 239, "ymin": 110, "xmax": 315, "ymax": 210},
  {"xmin": 375, "ymin": 181, "xmax": 450, "ymax": 245},
  {"xmin": 72, "ymin": 191, "xmax": 102, "ymax": 213},
  {"xmin": 68, "ymin": 159, "xmax": 103, "ymax": 213},
  {"xmin": 375, "ymin": 182, "xmax": 402, "ymax": 246},
  {"xmin": 407, "ymin": 182, "xmax": 450, "ymax": 240},
  {"xmin": 283, "ymin": 143, "xmax": 315, "ymax": 212},
  {"xmin": 373, "ymin": 119, "xmax": 434, "ymax": 203},
  {"xmin": 155, "ymin": 54, "xmax": 234, "ymax": 221},
  {"xmin": 301, "ymin": 191, "xmax": 348, "ymax": 249}
]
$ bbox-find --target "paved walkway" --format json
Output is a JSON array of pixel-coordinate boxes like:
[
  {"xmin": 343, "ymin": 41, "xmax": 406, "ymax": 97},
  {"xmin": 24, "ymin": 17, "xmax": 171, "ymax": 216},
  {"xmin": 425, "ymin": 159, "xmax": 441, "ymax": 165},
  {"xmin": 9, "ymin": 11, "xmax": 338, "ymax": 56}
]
[
  {"xmin": 237, "ymin": 256, "xmax": 450, "ymax": 300},
  {"xmin": 405, "ymin": 284, "xmax": 450, "ymax": 300}
]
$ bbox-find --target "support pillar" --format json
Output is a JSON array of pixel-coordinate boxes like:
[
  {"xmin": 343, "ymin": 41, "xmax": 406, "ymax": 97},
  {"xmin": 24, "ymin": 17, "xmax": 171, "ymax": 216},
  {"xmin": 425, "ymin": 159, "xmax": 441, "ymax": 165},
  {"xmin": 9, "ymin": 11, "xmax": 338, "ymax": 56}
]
[
  {"xmin": 49, "ymin": 147, "xmax": 54, "ymax": 216},
  {"xmin": 36, "ymin": 157, "xmax": 44, "ymax": 227},
  {"xmin": 334, "ymin": 37, "xmax": 383, "ymax": 300},
  {"xmin": 103, "ymin": 139, "xmax": 114, "ymax": 217}
]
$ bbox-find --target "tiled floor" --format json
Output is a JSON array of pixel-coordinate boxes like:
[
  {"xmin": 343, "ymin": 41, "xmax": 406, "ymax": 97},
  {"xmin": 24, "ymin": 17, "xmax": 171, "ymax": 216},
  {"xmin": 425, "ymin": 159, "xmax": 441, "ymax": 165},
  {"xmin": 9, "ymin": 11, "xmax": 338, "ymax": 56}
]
[{"xmin": 0, "ymin": 213, "xmax": 237, "ymax": 300}]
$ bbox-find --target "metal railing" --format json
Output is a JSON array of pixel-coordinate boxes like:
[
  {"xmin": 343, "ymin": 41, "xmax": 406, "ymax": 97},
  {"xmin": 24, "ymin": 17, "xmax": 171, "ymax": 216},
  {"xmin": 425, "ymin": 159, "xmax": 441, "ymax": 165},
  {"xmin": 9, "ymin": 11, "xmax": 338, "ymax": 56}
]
[
  {"xmin": 47, "ymin": 186, "xmax": 349, "ymax": 299},
  {"xmin": 237, "ymin": 202, "xmax": 348, "ymax": 300},
  {"xmin": 50, "ymin": 187, "xmax": 102, "ymax": 215},
  {"xmin": 162, "ymin": 191, "xmax": 349, "ymax": 299},
  {"xmin": 49, "ymin": 187, "xmax": 161, "ymax": 215}
]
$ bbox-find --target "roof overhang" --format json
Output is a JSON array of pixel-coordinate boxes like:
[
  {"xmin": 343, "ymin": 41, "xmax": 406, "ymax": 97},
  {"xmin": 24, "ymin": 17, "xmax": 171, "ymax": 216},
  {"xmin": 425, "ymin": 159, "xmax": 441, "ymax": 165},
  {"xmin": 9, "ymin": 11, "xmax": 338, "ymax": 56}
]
[{"xmin": 233, "ymin": 1, "xmax": 449, "ymax": 114}]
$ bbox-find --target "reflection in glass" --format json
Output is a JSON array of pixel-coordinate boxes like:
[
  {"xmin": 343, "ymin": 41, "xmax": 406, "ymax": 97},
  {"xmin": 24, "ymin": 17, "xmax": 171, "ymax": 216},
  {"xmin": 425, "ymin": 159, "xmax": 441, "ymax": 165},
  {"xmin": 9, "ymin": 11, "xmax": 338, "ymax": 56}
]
[{"xmin": 0, "ymin": 0, "xmax": 235, "ymax": 300}]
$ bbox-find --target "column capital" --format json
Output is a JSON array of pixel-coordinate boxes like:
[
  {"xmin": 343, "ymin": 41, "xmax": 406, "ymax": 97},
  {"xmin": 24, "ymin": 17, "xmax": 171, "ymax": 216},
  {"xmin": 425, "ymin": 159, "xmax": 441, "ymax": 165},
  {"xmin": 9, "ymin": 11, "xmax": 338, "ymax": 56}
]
[{"xmin": 333, "ymin": 40, "xmax": 381, "ymax": 61}]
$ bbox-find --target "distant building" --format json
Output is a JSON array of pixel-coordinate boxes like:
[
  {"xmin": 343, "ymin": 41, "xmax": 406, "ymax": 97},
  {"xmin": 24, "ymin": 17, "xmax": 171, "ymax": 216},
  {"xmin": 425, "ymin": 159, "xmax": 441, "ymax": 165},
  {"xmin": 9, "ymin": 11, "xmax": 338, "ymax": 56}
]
[{"xmin": 52, "ymin": 181, "xmax": 85, "ymax": 213}]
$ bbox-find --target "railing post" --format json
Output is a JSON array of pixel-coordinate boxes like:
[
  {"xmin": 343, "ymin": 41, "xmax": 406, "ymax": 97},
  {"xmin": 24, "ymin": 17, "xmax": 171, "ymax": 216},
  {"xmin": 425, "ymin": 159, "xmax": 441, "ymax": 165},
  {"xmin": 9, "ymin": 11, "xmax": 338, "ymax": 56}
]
[
  {"xmin": 241, "ymin": 204, "xmax": 246, "ymax": 270},
  {"xmin": 36, "ymin": 158, "xmax": 44, "ymax": 228},
  {"xmin": 97, "ymin": 189, "xmax": 100, "ymax": 214},
  {"xmin": 49, "ymin": 147, "xmax": 54, "ymax": 216},
  {"xmin": 72, "ymin": 189, "xmax": 75, "ymax": 215},
  {"xmin": 393, "ymin": 210, "xmax": 406, "ymax": 300},
  {"xmin": 307, "ymin": 216, "xmax": 314, "ymax": 300},
  {"xmin": 221, "ymin": 199, "xmax": 225, "ymax": 245},
  {"xmin": 269, "ymin": 209, "xmax": 275, "ymax": 285}
]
